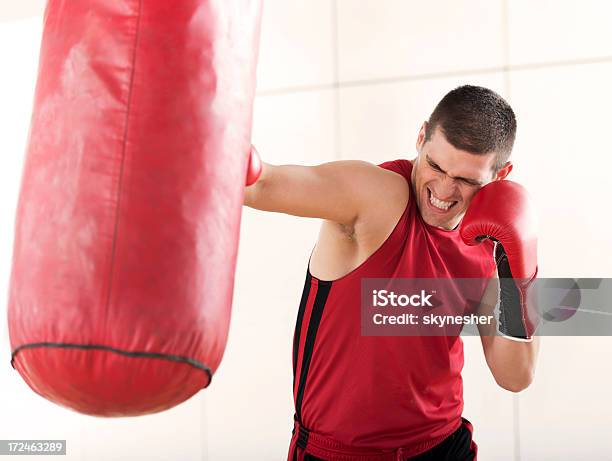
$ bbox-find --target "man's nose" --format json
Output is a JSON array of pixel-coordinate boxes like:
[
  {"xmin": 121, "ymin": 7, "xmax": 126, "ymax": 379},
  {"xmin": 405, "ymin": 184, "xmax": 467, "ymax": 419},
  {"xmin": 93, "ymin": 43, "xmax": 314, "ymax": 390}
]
[{"xmin": 436, "ymin": 175, "xmax": 458, "ymax": 199}]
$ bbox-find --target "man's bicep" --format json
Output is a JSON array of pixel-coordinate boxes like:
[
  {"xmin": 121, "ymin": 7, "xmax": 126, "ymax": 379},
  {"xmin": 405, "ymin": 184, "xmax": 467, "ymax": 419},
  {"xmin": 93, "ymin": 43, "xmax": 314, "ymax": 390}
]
[{"xmin": 278, "ymin": 160, "xmax": 402, "ymax": 223}]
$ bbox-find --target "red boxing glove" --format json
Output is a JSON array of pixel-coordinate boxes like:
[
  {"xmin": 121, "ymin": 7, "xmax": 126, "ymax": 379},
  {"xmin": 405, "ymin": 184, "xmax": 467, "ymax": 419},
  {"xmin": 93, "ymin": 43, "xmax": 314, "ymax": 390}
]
[
  {"xmin": 460, "ymin": 180, "xmax": 538, "ymax": 341},
  {"xmin": 246, "ymin": 145, "xmax": 262, "ymax": 186}
]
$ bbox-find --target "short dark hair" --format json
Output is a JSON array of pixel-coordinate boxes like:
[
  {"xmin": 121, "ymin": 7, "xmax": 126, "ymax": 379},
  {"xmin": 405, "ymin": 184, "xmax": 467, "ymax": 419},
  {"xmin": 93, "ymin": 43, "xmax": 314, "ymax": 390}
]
[{"xmin": 425, "ymin": 85, "xmax": 516, "ymax": 171}]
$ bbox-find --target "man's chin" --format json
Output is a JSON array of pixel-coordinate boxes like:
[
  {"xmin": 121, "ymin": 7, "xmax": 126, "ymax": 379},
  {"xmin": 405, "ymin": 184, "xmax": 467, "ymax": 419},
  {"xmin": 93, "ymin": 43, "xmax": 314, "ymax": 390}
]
[
  {"xmin": 421, "ymin": 211, "xmax": 459, "ymax": 230},
  {"xmin": 418, "ymin": 200, "xmax": 463, "ymax": 229}
]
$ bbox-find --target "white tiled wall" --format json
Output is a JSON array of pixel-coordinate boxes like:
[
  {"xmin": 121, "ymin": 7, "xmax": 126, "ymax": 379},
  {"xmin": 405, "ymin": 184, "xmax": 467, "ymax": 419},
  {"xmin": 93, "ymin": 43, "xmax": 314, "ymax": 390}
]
[
  {"xmin": 337, "ymin": 73, "xmax": 507, "ymax": 161},
  {"xmin": 509, "ymin": 63, "xmax": 612, "ymax": 278},
  {"xmin": 508, "ymin": 61, "xmax": 612, "ymax": 461},
  {"xmin": 251, "ymin": 90, "xmax": 337, "ymax": 165},
  {"xmin": 256, "ymin": 0, "xmax": 335, "ymax": 91},
  {"xmin": 336, "ymin": 0, "xmax": 506, "ymax": 82},
  {"xmin": 0, "ymin": 0, "xmax": 45, "ymax": 22},
  {"xmin": 462, "ymin": 336, "xmax": 515, "ymax": 460},
  {"xmin": 1, "ymin": 1, "xmax": 611, "ymax": 460},
  {"xmin": 518, "ymin": 337, "xmax": 612, "ymax": 461},
  {"xmin": 508, "ymin": 0, "xmax": 612, "ymax": 66}
]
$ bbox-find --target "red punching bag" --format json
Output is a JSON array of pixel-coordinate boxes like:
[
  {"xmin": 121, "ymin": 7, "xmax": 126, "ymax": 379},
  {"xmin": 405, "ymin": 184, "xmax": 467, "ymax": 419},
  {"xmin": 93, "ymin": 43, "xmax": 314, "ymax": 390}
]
[{"xmin": 8, "ymin": 0, "xmax": 262, "ymax": 416}]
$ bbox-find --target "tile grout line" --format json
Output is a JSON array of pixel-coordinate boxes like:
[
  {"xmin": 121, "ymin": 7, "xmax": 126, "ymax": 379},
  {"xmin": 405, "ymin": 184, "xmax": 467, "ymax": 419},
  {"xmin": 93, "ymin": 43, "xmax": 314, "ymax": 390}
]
[
  {"xmin": 202, "ymin": 395, "xmax": 208, "ymax": 461},
  {"xmin": 502, "ymin": 2, "xmax": 522, "ymax": 460},
  {"xmin": 256, "ymin": 55, "xmax": 612, "ymax": 97},
  {"xmin": 502, "ymin": 0, "xmax": 511, "ymax": 98},
  {"xmin": 514, "ymin": 394, "xmax": 521, "ymax": 461},
  {"xmin": 331, "ymin": 0, "xmax": 342, "ymax": 160}
]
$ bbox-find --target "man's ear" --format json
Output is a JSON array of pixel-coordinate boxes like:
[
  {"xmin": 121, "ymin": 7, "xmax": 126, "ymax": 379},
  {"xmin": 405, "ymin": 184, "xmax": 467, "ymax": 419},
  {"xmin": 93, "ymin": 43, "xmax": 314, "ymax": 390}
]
[
  {"xmin": 494, "ymin": 161, "xmax": 513, "ymax": 180},
  {"xmin": 416, "ymin": 121, "xmax": 428, "ymax": 153}
]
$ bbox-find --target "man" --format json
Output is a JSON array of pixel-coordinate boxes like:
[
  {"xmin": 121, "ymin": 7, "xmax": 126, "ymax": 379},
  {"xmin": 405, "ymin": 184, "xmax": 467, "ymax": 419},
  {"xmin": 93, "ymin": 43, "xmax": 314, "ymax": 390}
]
[{"xmin": 245, "ymin": 85, "xmax": 540, "ymax": 460}]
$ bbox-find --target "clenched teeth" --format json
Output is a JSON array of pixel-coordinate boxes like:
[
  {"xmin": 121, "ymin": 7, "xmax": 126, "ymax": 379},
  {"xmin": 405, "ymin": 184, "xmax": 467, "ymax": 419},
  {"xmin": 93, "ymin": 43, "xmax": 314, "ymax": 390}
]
[{"xmin": 429, "ymin": 190, "xmax": 455, "ymax": 210}]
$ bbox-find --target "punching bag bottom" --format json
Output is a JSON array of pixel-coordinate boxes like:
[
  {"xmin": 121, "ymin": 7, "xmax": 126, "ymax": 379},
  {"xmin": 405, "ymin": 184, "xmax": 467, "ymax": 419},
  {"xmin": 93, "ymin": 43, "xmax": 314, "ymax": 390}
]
[{"xmin": 12, "ymin": 344, "xmax": 211, "ymax": 417}]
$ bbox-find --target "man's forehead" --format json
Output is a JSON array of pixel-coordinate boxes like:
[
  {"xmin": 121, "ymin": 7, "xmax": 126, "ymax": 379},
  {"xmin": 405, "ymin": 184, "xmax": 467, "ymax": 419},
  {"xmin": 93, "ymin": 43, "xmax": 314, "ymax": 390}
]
[{"xmin": 426, "ymin": 127, "xmax": 497, "ymax": 170}]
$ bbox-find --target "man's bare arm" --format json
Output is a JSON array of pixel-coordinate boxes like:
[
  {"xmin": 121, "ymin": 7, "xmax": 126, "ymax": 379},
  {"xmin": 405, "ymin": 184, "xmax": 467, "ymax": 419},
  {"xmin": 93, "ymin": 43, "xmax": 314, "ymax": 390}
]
[{"xmin": 244, "ymin": 160, "xmax": 408, "ymax": 226}]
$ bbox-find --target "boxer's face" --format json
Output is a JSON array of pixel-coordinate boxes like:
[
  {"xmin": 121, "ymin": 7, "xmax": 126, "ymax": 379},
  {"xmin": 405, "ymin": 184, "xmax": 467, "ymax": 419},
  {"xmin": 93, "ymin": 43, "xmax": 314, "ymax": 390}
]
[{"xmin": 412, "ymin": 122, "xmax": 511, "ymax": 230}]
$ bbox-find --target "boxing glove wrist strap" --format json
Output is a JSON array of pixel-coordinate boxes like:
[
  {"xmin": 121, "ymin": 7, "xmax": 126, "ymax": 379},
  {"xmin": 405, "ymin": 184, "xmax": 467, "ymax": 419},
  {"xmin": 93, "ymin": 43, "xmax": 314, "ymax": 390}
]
[{"xmin": 494, "ymin": 242, "xmax": 538, "ymax": 341}]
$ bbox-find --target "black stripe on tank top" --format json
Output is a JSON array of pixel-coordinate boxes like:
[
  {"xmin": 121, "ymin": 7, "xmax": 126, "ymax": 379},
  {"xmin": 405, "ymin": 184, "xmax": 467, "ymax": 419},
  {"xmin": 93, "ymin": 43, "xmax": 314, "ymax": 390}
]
[
  {"xmin": 294, "ymin": 276, "xmax": 332, "ymax": 425},
  {"xmin": 293, "ymin": 270, "xmax": 312, "ymax": 387}
]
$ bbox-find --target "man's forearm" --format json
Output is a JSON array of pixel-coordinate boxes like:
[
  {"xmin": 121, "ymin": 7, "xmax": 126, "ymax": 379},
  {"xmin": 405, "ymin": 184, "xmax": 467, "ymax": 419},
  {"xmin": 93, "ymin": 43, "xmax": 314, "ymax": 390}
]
[{"xmin": 483, "ymin": 335, "xmax": 540, "ymax": 392}]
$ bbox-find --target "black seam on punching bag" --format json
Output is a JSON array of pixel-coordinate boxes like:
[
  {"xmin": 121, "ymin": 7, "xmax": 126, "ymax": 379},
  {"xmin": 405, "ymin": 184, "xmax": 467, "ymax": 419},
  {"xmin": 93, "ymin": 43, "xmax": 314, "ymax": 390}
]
[
  {"xmin": 102, "ymin": 0, "xmax": 144, "ymax": 334},
  {"xmin": 10, "ymin": 342, "xmax": 213, "ymax": 386}
]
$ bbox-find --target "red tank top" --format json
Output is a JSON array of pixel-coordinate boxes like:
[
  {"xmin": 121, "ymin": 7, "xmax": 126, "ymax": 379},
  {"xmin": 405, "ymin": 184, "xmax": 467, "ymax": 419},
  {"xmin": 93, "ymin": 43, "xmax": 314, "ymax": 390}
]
[{"xmin": 292, "ymin": 159, "xmax": 496, "ymax": 450}]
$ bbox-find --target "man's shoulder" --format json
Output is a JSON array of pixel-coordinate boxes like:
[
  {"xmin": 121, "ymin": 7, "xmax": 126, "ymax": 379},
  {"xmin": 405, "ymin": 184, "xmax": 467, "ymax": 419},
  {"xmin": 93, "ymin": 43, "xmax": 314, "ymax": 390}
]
[
  {"xmin": 354, "ymin": 159, "xmax": 411, "ymax": 244},
  {"xmin": 378, "ymin": 158, "xmax": 414, "ymax": 180}
]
